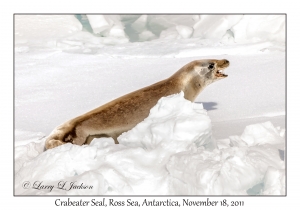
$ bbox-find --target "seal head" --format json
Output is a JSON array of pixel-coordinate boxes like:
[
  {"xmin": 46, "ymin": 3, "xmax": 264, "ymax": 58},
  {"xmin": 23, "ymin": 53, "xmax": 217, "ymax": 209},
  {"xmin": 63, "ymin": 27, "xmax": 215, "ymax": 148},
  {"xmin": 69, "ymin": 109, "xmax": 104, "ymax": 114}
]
[
  {"xmin": 174, "ymin": 59, "xmax": 230, "ymax": 101},
  {"xmin": 194, "ymin": 59, "xmax": 229, "ymax": 83}
]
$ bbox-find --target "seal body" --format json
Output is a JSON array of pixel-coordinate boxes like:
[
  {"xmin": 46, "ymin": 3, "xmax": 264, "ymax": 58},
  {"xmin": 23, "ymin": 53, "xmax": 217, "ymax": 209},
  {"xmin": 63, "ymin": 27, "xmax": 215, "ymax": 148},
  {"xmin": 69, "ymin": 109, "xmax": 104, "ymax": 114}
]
[{"xmin": 45, "ymin": 59, "xmax": 230, "ymax": 149}]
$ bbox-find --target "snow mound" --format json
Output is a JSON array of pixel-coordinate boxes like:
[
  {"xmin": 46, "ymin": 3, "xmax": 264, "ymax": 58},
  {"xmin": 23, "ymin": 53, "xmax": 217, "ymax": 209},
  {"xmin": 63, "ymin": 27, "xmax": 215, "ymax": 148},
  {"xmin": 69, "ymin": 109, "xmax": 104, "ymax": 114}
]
[
  {"xmin": 15, "ymin": 92, "xmax": 285, "ymax": 195},
  {"xmin": 192, "ymin": 15, "xmax": 243, "ymax": 40},
  {"xmin": 86, "ymin": 15, "xmax": 127, "ymax": 39},
  {"xmin": 262, "ymin": 167, "xmax": 285, "ymax": 195},
  {"xmin": 86, "ymin": 15, "xmax": 112, "ymax": 34},
  {"xmin": 167, "ymin": 138, "xmax": 284, "ymax": 195},
  {"xmin": 176, "ymin": 25, "xmax": 194, "ymax": 39},
  {"xmin": 241, "ymin": 121, "xmax": 284, "ymax": 148},
  {"xmin": 131, "ymin": 15, "xmax": 148, "ymax": 33},
  {"xmin": 231, "ymin": 15, "xmax": 285, "ymax": 43},
  {"xmin": 118, "ymin": 91, "xmax": 212, "ymax": 151}
]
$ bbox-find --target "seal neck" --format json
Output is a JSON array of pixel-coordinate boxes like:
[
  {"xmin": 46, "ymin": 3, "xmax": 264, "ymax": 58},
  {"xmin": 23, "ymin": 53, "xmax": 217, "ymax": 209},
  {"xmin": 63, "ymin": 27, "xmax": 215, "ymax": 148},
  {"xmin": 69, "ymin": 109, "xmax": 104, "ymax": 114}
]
[
  {"xmin": 184, "ymin": 74, "xmax": 207, "ymax": 102},
  {"xmin": 170, "ymin": 69, "xmax": 206, "ymax": 102}
]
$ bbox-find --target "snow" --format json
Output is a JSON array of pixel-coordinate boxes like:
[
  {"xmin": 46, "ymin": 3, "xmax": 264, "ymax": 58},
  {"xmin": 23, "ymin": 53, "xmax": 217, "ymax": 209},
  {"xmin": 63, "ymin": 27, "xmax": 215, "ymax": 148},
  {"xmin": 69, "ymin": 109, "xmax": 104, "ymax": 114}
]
[
  {"xmin": 131, "ymin": 15, "xmax": 148, "ymax": 33},
  {"xmin": 15, "ymin": 93, "xmax": 285, "ymax": 195},
  {"xmin": 119, "ymin": 92, "xmax": 212, "ymax": 150},
  {"xmin": 15, "ymin": 15, "xmax": 82, "ymax": 48},
  {"xmin": 231, "ymin": 15, "xmax": 285, "ymax": 43},
  {"xmin": 262, "ymin": 167, "xmax": 285, "ymax": 195},
  {"xmin": 192, "ymin": 15, "xmax": 243, "ymax": 40},
  {"xmin": 14, "ymin": 14, "xmax": 285, "ymax": 195},
  {"xmin": 86, "ymin": 15, "xmax": 112, "ymax": 34},
  {"xmin": 176, "ymin": 25, "xmax": 194, "ymax": 39},
  {"xmin": 240, "ymin": 121, "xmax": 284, "ymax": 147}
]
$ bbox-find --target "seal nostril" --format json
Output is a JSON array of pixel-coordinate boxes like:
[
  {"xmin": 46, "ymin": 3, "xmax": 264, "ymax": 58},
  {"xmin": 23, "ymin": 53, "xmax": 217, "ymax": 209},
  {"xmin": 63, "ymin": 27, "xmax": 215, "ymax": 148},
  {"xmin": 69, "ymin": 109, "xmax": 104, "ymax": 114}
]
[{"xmin": 223, "ymin": 60, "xmax": 230, "ymax": 66}]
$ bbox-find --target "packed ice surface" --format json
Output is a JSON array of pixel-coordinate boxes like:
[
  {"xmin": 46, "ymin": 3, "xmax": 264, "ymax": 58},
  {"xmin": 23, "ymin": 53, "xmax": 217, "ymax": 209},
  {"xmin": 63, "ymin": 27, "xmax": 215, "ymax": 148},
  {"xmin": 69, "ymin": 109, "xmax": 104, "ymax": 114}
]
[
  {"xmin": 15, "ymin": 93, "xmax": 285, "ymax": 195},
  {"xmin": 80, "ymin": 15, "xmax": 285, "ymax": 44},
  {"xmin": 14, "ymin": 15, "xmax": 286, "ymax": 195},
  {"xmin": 15, "ymin": 15, "xmax": 285, "ymax": 51},
  {"xmin": 86, "ymin": 15, "xmax": 112, "ymax": 34}
]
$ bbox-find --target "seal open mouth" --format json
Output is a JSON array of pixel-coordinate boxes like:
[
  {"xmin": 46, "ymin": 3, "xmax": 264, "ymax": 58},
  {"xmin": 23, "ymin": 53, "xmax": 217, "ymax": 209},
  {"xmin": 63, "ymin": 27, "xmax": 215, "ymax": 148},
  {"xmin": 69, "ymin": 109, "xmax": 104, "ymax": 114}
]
[
  {"xmin": 215, "ymin": 69, "xmax": 228, "ymax": 77},
  {"xmin": 215, "ymin": 59, "xmax": 229, "ymax": 78}
]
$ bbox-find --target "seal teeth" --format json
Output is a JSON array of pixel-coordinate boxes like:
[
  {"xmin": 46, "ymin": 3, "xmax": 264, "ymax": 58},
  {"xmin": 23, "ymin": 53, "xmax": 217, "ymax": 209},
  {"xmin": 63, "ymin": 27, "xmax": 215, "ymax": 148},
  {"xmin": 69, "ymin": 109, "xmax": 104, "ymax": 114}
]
[{"xmin": 215, "ymin": 69, "xmax": 227, "ymax": 77}]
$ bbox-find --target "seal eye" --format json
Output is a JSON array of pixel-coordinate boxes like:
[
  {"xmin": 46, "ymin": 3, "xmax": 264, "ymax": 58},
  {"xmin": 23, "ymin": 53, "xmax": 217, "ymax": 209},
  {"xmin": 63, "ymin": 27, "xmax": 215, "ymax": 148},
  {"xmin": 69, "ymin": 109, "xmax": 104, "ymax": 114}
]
[{"xmin": 208, "ymin": 63, "xmax": 214, "ymax": 70}]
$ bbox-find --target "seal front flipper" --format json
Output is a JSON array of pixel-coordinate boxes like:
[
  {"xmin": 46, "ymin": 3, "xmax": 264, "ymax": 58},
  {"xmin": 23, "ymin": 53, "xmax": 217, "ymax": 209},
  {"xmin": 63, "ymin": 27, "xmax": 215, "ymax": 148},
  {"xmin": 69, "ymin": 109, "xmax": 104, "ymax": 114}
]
[
  {"xmin": 44, "ymin": 122, "xmax": 75, "ymax": 150},
  {"xmin": 45, "ymin": 138, "xmax": 66, "ymax": 150}
]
